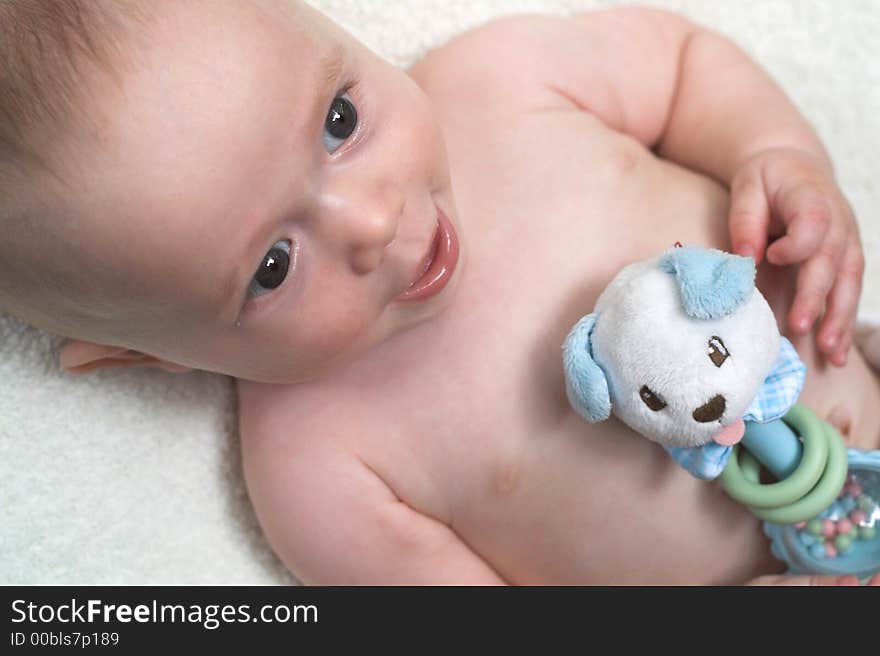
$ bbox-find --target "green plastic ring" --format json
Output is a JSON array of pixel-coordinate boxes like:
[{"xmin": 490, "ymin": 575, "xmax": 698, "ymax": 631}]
[
  {"xmin": 745, "ymin": 419, "xmax": 848, "ymax": 524},
  {"xmin": 719, "ymin": 404, "xmax": 828, "ymax": 508}
]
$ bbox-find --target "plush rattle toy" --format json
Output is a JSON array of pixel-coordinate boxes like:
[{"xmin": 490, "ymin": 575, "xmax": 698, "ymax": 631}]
[{"xmin": 563, "ymin": 244, "xmax": 880, "ymax": 579}]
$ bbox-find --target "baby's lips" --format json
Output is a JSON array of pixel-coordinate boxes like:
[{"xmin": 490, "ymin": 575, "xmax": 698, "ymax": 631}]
[{"xmin": 711, "ymin": 418, "xmax": 746, "ymax": 446}]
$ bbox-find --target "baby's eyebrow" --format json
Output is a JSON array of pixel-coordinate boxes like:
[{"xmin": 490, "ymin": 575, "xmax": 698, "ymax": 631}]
[{"xmin": 318, "ymin": 44, "xmax": 346, "ymax": 91}]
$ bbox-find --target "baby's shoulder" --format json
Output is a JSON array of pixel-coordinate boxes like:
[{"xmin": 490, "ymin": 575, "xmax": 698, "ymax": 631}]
[
  {"xmin": 236, "ymin": 374, "xmax": 396, "ymax": 461},
  {"xmin": 238, "ymin": 377, "xmax": 352, "ymax": 445},
  {"xmin": 408, "ymin": 14, "xmax": 579, "ymax": 105},
  {"xmin": 408, "ymin": 8, "xmax": 690, "ymax": 114}
]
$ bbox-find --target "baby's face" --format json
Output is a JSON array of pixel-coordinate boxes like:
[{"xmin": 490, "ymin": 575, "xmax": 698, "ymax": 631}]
[{"xmin": 64, "ymin": 0, "xmax": 461, "ymax": 382}]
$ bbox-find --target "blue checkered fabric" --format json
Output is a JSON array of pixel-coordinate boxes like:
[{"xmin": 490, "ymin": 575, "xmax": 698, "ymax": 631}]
[
  {"xmin": 663, "ymin": 337, "xmax": 806, "ymax": 480},
  {"xmin": 741, "ymin": 337, "xmax": 806, "ymax": 423},
  {"xmin": 664, "ymin": 441, "xmax": 733, "ymax": 481}
]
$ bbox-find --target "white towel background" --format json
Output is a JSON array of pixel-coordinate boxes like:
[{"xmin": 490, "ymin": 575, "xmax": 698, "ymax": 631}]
[{"xmin": 2, "ymin": 0, "xmax": 878, "ymax": 584}]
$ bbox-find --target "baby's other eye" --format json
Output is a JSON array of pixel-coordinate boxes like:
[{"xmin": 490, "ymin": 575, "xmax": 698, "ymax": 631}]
[
  {"xmin": 323, "ymin": 93, "xmax": 358, "ymax": 153},
  {"xmin": 248, "ymin": 240, "xmax": 292, "ymax": 299}
]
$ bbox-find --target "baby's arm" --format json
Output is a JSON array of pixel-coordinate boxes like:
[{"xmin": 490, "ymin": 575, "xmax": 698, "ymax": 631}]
[
  {"xmin": 480, "ymin": 9, "xmax": 862, "ymax": 365},
  {"xmin": 246, "ymin": 441, "xmax": 505, "ymax": 585},
  {"xmin": 586, "ymin": 9, "xmax": 861, "ymax": 365}
]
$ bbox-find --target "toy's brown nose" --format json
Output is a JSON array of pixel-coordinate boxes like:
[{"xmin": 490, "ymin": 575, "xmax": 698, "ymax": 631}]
[{"xmin": 693, "ymin": 395, "xmax": 726, "ymax": 423}]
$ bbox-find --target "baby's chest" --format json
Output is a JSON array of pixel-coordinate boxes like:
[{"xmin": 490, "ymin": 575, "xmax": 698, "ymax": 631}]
[
  {"xmin": 356, "ymin": 108, "xmax": 740, "ymax": 498},
  {"xmin": 349, "ymin": 308, "xmax": 774, "ymax": 583},
  {"xmin": 442, "ymin": 102, "xmax": 733, "ymax": 294}
]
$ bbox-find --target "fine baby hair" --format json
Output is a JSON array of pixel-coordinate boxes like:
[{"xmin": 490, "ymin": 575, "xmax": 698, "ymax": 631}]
[{"xmin": 563, "ymin": 244, "xmax": 880, "ymax": 579}]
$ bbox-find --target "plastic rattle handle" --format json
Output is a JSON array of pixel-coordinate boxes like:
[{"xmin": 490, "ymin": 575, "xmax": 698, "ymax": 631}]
[{"xmin": 719, "ymin": 404, "xmax": 848, "ymax": 524}]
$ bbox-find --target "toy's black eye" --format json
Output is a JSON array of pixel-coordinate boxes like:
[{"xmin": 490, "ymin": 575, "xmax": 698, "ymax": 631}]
[
  {"xmin": 708, "ymin": 336, "xmax": 729, "ymax": 368},
  {"xmin": 639, "ymin": 385, "xmax": 667, "ymax": 411}
]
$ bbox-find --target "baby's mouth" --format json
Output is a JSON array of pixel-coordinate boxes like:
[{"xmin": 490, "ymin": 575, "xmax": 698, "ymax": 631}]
[
  {"xmin": 409, "ymin": 226, "xmax": 440, "ymax": 286},
  {"xmin": 393, "ymin": 208, "xmax": 459, "ymax": 303}
]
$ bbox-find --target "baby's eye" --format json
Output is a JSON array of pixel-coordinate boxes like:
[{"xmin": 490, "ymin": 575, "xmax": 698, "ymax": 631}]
[
  {"xmin": 639, "ymin": 385, "xmax": 667, "ymax": 412},
  {"xmin": 323, "ymin": 93, "xmax": 358, "ymax": 153},
  {"xmin": 248, "ymin": 240, "xmax": 292, "ymax": 299}
]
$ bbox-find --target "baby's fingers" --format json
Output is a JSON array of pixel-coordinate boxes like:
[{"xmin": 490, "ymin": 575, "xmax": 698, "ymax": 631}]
[
  {"xmin": 765, "ymin": 183, "xmax": 832, "ymax": 266},
  {"xmin": 746, "ymin": 574, "xmax": 864, "ymax": 586},
  {"xmin": 817, "ymin": 238, "xmax": 864, "ymax": 365},
  {"xmin": 728, "ymin": 167, "xmax": 769, "ymax": 263},
  {"xmin": 786, "ymin": 228, "xmax": 847, "ymax": 335}
]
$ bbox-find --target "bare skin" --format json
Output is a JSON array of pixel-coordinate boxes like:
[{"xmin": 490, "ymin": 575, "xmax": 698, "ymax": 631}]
[
  {"xmin": 50, "ymin": 2, "xmax": 879, "ymax": 583},
  {"xmin": 236, "ymin": 13, "xmax": 880, "ymax": 583},
  {"xmin": 238, "ymin": 112, "xmax": 880, "ymax": 584}
]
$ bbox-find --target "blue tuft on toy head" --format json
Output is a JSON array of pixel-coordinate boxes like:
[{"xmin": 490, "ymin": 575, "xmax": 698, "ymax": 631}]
[{"xmin": 658, "ymin": 245, "xmax": 756, "ymax": 320}]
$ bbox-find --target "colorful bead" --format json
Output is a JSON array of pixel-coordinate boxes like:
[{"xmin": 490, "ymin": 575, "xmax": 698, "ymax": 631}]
[
  {"xmin": 822, "ymin": 519, "xmax": 837, "ymax": 537},
  {"xmin": 825, "ymin": 543, "xmax": 838, "ymax": 558},
  {"xmin": 833, "ymin": 534, "xmax": 852, "ymax": 552},
  {"xmin": 850, "ymin": 510, "xmax": 867, "ymax": 525},
  {"xmin": 858, "ymin": 495, "xmax": 874, "ymax": 511},
  {"xmin": 807, "ymin": 519, "xmax": 824, "ymax": 536},
  {"xmin": 836, "ymin": 518, "xmax": 854, "ymax": 535}
]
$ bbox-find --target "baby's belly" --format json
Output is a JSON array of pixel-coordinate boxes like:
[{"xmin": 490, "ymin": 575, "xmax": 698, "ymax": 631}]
[{"xmin": 364, "ymin": 114, "xmax": 878, "ymax": 584}]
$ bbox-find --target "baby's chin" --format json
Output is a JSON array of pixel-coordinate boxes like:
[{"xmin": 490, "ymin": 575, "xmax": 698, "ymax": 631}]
[
  {"xmin": 231, "ymin": 329, "xmax": 392, "ymax": 384},
  {"xmin": 233, "ymin": 348, "xmax": 359, "ymax": 384},
  {"xmin": 226, "ymin": 267, "xmax": 466, "ymax": 384}
]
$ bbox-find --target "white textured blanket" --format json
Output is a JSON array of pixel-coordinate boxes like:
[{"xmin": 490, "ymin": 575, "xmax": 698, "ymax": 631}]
[{"xmin": 2, "ymin": 0, "xmax": 878, "ymax": 583}]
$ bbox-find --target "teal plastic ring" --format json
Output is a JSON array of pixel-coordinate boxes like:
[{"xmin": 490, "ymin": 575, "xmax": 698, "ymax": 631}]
[
  {"xmin": 744, "ymin": 419, "xmax": 848, "ymax": 524},
  {"xmin": 719, "ymin": 405, "xmax": 849, "ymax": 525},
  {"xmin": 720, "ymin": 405, "xmax": 828, "ymax": 508}
]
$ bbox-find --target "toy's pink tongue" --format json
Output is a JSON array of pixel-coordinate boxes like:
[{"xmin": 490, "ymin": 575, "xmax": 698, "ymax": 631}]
[{"xmin": 711, "ymin": 418, "xmax": 745, "ymax": 446}]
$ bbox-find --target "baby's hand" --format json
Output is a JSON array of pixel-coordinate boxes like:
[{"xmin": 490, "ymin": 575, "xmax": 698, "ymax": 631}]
[
  {"xmin": 746, "ymin": 573, "xmax": 880, "ymax": 586},
  {"xmin": 728, "ymin": 148, "xmax": 864, "ymax": 366}
]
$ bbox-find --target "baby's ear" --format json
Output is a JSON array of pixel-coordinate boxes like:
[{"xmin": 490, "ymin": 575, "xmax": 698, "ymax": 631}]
[{"xmin": 59, "ymin": 339, "xmax": 193, "ymax": 375}]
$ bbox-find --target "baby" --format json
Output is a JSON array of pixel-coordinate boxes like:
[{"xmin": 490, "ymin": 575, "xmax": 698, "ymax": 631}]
[{"xmin": 2, "ymin": 0, "xmax": 879, "ymax": 585}]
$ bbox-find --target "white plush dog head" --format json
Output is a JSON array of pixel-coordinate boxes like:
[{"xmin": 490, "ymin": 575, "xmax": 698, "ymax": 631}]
[{"xmin": 563, "ymin": 245, "xmax": 780, "ymax": 448}]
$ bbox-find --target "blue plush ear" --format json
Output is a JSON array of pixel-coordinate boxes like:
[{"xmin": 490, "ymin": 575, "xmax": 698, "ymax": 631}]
[
  {"xmin": 562, "ymin": 313, "xmax": 611, "ymax": 422},
  {"xmin": 658, "ymin": 245, "xmax": 756, "ymax": 319}
]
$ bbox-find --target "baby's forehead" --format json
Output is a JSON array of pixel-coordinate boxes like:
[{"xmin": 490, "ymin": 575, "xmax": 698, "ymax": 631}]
[
  {"xmin": 150, "ymin": 0, "xmax": 326, "ymax": 64},
  {"xmin": 61, "ymin": 2, "xmax": 345, "ymax": 312},
  {"xmin": 119, "ymin": 0, "xmax": 340, "ymax": 133},
  {"xmin": 95, "ymin": 2, "xmax": 331, "ymax": 181}
]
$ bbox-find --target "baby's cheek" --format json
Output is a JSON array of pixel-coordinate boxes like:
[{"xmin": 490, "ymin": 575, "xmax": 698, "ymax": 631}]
[{"xmin": 299, "ymin": 295, "xmax": 379, "ymax": 363}]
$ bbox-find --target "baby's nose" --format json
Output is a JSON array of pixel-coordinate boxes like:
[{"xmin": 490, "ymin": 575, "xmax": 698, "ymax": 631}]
[
  {"xmin": 323, "ymin": 180, "xmax": 404, "ymax": 274},
  {"xmin": 347, "ymin": 197, "xmax": 402, "ymax": 273},
  {"xmin": 693, "ymin": 394, "xmax": 726, "ymax": 423}
]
